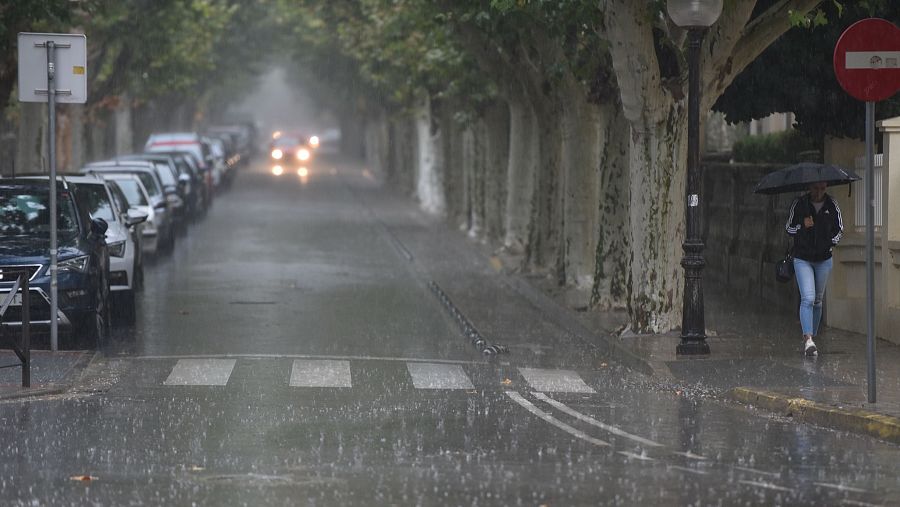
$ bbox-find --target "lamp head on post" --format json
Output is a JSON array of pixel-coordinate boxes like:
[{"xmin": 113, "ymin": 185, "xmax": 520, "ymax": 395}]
[{"xmin": 666, "ymin": 0, "xmax": 723, "ymax": 28}]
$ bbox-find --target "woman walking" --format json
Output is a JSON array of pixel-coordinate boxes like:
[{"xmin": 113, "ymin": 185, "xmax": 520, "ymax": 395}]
[{"xmin": 785, "ymin": 181, "xmax": 844, "ymax": 356}]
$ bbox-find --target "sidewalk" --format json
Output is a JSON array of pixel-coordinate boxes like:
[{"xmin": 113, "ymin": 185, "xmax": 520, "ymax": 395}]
[
  {"xmin": 0, "ymin": 350, "xmax": 94, "ymax": 400},
  {"xmin": 522, "ymin": 259, "xmax": 900, "ymax": 446},
  {"xmin": 347, "ymin": 165, "xmax": 900, "ymax": 445}
]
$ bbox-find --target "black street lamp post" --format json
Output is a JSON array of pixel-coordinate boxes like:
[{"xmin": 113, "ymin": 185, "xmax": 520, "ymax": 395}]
[{"xmin": 667, "ymin": 0, "xmax": 722, "ymax": 356}]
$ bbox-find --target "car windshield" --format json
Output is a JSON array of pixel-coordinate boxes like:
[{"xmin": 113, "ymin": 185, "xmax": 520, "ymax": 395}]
[
  {"xmin": 135, "ymin": 173, "xmax": 161, "ymax": 198},
  {"xmin": 110, "ymin": 178, "xmax": 148, "ymax": 206},
  {"xmin": 0, "ymin": 188, "xmax": 80, "ymax": 237},
  {"xmin": 153, "ymin": 162, "xmax": 177, "ymax": 187},
  {"xmin": 274, "ymin": 137, "xmax": 302, "ymax": 148},
  {"xmin": 74, "ymin": 184, "xmax": 117, "ymax": 222}
]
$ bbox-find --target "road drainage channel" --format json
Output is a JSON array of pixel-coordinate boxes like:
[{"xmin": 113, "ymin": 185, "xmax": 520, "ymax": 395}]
[{"xmin": 427, "ymin": 280, "xmax": 508, "ymax": 358}]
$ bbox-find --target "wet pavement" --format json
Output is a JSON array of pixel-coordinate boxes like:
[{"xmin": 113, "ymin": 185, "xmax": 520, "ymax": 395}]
[{"xmin": 1, "ymin": 156, "xmax": 899, "ymax": 506}]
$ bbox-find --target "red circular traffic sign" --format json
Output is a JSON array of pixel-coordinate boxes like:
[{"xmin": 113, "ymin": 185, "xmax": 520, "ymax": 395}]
[{"xmin": 834, "ymin": 18, "xmax": 900, "ymax": 102}]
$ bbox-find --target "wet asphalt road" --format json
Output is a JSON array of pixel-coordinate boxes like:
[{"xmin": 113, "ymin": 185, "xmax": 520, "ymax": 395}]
[{"xmin": 1, "ymin": 157, "xmax": 899, "ymax": 506}]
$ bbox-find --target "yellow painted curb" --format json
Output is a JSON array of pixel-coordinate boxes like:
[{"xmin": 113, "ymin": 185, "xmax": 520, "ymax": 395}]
[{"xmin": 729, "ymin": 387, "xmax": 900, "ymax": 445}]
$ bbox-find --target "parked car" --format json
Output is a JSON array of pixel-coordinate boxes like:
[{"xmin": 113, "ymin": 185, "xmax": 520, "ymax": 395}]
[
  {"xmin": 65, "ymin": 176, "xmax": 146, "ymax": 324},
  {"xmin": 119, "ymin": 153, "xmax": 195, "ymax": 223},
  {"xmin": 145, "ymin": 132, "xmax": 215, "ymax": 208},
  {"xmin": 100, "ymin": 173, "xmax": 164, "ymax": 256},
  {"xmin": 0, "ymin": 177, "xmax": 110, "ymax": 347},
  {"xmin": 80, "ymin": 163, "xmax": 175, "ymax": 252},
  {"xmin": 137, "ymin": 150, "xmax": 207, "ymax": 217}
]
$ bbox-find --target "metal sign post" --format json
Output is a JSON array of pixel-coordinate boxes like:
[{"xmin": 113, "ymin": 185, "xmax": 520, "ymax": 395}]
[
  {"xmin": 865, "ymin": 101, "xmax": 877, "ymax": 403},
  {"xmin": 833, "ymin": 18, "xmax": 900, "ymax": 403},
  {"xmin": 17, "ymin": 33, "xmax": 86, "ymax": 351}
]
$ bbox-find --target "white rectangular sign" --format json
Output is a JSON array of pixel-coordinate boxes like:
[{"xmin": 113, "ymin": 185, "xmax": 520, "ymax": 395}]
[
  {"xmin": 17, "ymin": 32, "xmax": 87, "ymax": 104},
  {"xmin": 845, "ymin": 51, "xmax": 900, "ymax": 70}
]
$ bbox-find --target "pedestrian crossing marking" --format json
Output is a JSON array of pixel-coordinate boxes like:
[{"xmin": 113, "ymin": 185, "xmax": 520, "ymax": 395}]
[
  {"xmin": 164, "ymin": 359, "xmax": 236, "ymax": 386},
  {"xmin": 290, "ymin": 359, "xmax": 352, "ymax": 388},
  {"xmin": 406, "ymin": 363, "xmax": 474, "ymax": 390},
  {"xmin": 518, "ymin": 367, "xmax": 595, "ymax": 393}
]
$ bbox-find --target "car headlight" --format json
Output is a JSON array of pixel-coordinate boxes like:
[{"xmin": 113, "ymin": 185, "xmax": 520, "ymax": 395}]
[
  {"xmin": 297, "ymin": 148, "xmax": 311, "ymax": 161},
  {"xmin": 271, "ymin": 149, "xmax": 283, "ymax": 160},
  {"xmin": 309, "ymin": 136, "xmax": 320, "ymax": 148},
  {"xmin": 108, "ymin": 241, "xmax": 126, "ymax": 258},
  {"xmin": 58, "ymin": 255, "xmax": 89, "ymax": 273}
]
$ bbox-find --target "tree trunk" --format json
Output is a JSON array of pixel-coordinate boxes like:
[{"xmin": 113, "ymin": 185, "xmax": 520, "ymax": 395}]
[
  {"xmin": 388, "ymin": 113, "xmax": 416, "ymax": 194},
  {"xmin": 591, "ymin": 103, "xmax": 631, "ymax": 309},
  {"xmin": 625, "ymin": 107, "xmax": 687, "ymax": 333},
  {"xmin": 15, "ymin": 103, "xmax": 47, "ymax": 174},
  {"xmin": 560, "ymin": 88, "xmax": 602, "ymax": 289},
  {"xmin": 461, "ymin": 123, "xmax": 483, "ymax": 238},
  {"xmin": 364, "ymin": 108, "xmax": 390, "ymax": 177},
  {"xmin": 482, "ymin": 101, "xmax": 509, "ymax": 243},
  {"xmin": 503, "ymin": 96, "xmax": 538, "ymax": 254},
  {"xmin": 414, "ymin": 96, "xmax": 445, "ymax": 215},
  {"xmin": 114, "ymin": 92, "xmax": 134, "ymax": 156},
  {"xmin": 68, "ymin": 104, "xmax": 87, "ymax": 172},
  {"xmin": 439, "ymin": 105, "xmax": 464, "ymax": 226},
  {"xmin": 526, "ymin": 101, "xmax": 564, "ymax": 281}
]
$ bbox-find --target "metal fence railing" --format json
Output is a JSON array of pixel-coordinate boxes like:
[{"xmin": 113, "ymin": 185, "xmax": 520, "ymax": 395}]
[{"xmin": 0, "ymin": 270, "xmax": 31, "ymax": 388}]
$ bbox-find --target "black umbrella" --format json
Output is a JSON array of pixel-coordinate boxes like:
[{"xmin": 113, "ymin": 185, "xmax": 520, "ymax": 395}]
[{"xmin": 753, "ymin": 162, "xmax": 861, "ymax": 195}]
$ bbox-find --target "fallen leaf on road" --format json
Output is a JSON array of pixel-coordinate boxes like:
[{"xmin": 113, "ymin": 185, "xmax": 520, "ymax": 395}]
[
  {"xmin": 70, "ymin": 475, "xmax": 97, "ymax": 482},
  {"xmin": 600, "ymin": 363, "xmax": 608, "ymax": 367},
  {"xmin": 501, "ymin": 378, "xmax": 512, "ymax": 385}
]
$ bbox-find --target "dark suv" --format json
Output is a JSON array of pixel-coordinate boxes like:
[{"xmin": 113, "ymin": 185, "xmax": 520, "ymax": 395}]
[{"xmin": 0, "ymin": 178, "xmax": 110, "ymax": 347}]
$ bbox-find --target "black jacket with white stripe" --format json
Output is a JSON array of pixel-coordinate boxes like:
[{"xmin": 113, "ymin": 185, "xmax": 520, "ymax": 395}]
[{"xmin": 785, "ymin": 193, "xmax": 844, "ymax": 262}]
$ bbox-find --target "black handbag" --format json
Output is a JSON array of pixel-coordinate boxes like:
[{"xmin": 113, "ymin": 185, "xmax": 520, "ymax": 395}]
[{"xmin": 775, "ymin": 250, "xmax": 794, "ymax": 283}]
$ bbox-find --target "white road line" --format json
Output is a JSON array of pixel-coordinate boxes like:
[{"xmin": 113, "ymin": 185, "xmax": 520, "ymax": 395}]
[
  {"xmin": 136, "ymin": 353, "xmax": 483, "ymax": 366},
  {"xmin": 617, "ymin": 451, "xmax": 655, "ymax": 462},
  {"xmin": 505, "ymin": 391, "xmax": 609, "ymax": 447},
  {"xmin": 518, "ymin": 367, "xmax": 595, "ymax": 393},
  {"xmin": 533, "ymin": 392, "xmax": 662, "ymax": 447},
  {"xmin": 671, "ymin": 451, "xmax": 708, "ymax": 461},
  {"xmin": 841, "ymin": 500, "xmax": 884, "ymax": 507},
  {"xmin": 738, "ymin": 480, "xmax": 793, "ymax": 493},
  {"xmin": 290, "ymin": 360, "xmax": 352, "ymax": 388},
  {"xmin": 668, "ymin": 465, "xmax": 708, "ymax": 475},
  {"xmin": 407, "ymin": 363, "xmax": 474, "ymax": 390},
  {"xmin": 814, "ymin": 482, "xmax": 870, "ymax": 494},
  {"xmin": 164, "ymin": 359, "xmax": 236, "ymax": 386}
]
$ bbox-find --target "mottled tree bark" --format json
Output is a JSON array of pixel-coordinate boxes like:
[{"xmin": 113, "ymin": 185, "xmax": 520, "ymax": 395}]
[
  {"xmin": 482, "ymin": 102, "xmax": 509, "ymax": 243},
  {"xmin": 414, "ymin": 96, "xmax": 445, "ymax": 215}
]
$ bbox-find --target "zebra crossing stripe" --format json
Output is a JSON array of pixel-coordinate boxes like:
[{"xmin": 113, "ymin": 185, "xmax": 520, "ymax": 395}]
[
  {"xmin": 518, "ymin": 367, "xmax": 595, "ymax": 393},
  {"xmin": 406, "ymin": 363, "xmax": 474, "ymax": 390},
  {"xmin": 164, "ymin": 359, "xmax": 236, "ymax": 386},
  {"xmin": 290, "ymin": 360, "xmax": 352, "ymax": 388}
]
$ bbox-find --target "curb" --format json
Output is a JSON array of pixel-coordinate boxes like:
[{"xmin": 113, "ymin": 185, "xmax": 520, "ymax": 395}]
[
  {"xmin": 0, "ymin": 386, "xmax": 67, "ymax": 402},
  {"xmin": 0, "ymin": 351, "xmax": 96, "ymax": 402},
  {"xmin": 729, "ymin": 387, "xmax": 900, "ymax": 445},
  {"xmin": 504, "ymin": 276, "xmax": 659, "ymax": 377}
]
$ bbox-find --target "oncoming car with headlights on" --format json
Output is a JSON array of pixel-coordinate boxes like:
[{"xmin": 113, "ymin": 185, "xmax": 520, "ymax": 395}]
[{"xmin": 269, "ymin": 134, "xmax": 313, "ymax": 164}]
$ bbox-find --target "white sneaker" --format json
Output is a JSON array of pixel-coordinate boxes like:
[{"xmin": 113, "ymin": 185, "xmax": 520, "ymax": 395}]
[{"xmin": 804, "ymin": 337, "xmax": 818, "ymax": 356}]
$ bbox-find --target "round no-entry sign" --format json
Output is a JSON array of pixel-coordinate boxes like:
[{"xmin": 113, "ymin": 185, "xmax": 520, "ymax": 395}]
[{"xmin": 834, "ymin": 18, "xmax": 900, "ymax": 102}]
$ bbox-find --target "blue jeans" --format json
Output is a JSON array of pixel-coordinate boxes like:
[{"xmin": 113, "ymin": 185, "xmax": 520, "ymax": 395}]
[{"xmin": 793, "ymin": 257, "xmax": 833, "ymax": 336}]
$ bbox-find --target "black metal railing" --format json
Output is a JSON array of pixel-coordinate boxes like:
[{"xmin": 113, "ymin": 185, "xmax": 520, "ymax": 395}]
[{"xmin": 0, "ymin": 270, "xmax": 31, "ymax": 388}]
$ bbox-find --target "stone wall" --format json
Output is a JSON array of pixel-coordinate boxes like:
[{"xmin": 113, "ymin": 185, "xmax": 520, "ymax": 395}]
[{"xmin": 701, "ymin": 161, "xmax": 799, "ymax": 315}]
